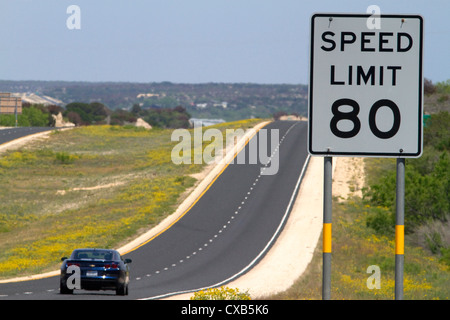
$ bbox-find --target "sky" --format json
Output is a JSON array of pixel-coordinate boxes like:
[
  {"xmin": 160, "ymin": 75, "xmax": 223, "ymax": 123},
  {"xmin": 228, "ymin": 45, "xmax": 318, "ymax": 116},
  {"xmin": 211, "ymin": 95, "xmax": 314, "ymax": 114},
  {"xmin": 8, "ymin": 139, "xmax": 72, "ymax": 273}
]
[{"xmin": 0, "ymin": 0, "xmax": 448, "ymax": 84}]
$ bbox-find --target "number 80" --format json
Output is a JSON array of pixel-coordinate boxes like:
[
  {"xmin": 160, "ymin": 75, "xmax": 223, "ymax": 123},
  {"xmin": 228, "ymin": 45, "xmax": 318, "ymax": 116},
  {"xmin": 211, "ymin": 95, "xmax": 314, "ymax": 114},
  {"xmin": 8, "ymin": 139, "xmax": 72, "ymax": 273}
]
[{"xmin": 330, "ymin": 98, "xmax": 401, "ymax": 139}]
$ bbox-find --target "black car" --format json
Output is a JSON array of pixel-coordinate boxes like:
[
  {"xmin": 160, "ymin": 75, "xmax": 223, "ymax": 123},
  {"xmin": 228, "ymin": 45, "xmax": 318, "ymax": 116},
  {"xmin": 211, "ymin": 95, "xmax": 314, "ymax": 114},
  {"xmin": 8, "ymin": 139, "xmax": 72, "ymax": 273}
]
[{"xmin": 60, "ymin": 248, "xmax": 132, "ymax": 295}]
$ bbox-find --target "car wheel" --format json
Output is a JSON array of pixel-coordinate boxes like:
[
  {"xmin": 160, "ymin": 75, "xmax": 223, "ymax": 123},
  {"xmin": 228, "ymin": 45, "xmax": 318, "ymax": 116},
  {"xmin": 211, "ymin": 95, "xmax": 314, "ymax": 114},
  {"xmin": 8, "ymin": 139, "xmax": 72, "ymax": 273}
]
[
  {"xmin": 116, "ymin": 283, "xmax": 128, "ymax": 296},
  {"xmin": 60, "ymin": 281, "xmax": 74, "ymax": 294}
]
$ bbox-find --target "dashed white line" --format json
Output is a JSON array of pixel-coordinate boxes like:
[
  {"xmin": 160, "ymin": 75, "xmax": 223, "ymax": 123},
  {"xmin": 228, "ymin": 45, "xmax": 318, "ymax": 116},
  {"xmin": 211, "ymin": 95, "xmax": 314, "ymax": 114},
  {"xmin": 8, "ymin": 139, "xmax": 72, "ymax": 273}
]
[{"xmin": 141, "ymin": 122, "xmax": 299, "ymax": 282}]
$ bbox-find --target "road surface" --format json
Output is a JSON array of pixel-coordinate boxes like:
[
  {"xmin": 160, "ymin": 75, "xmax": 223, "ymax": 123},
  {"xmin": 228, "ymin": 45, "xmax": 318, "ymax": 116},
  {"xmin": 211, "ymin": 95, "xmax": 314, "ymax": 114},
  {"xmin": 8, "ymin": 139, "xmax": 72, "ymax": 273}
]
[{"xmin": 0, "ymin": 127, "xmax": 55, "ymax": 145}]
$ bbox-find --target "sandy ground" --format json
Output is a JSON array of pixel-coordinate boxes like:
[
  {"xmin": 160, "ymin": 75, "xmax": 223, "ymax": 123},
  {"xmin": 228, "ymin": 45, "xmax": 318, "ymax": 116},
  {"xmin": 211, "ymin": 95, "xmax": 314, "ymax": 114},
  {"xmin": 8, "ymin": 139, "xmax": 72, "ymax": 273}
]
[
  {"xmin": 0, "ymin": 124, "xmax": 366, "ymax": 300},
  {"xmin": 333, "ymin": 157, "xmax": 365, "ymax": 202}
]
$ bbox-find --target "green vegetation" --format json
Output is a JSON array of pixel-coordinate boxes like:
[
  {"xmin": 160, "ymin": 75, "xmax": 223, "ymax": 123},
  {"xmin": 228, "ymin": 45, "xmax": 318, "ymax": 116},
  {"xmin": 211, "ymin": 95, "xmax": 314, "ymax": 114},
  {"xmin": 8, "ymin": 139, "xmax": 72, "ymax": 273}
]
[
  {"xmin": 0, "ymin": 99, "xmax": 192, "ymax": 129},
  {"xmin": 0, "ymin": 105, "xmax": 51, "ymax": 127},
  {"xmin": 65, "ymin": 101, "xmax": 110, "ymax": 125},
  {"xmin": 64, "ymin": 101, "xmax": 192, "ymax": 128},
  {"xmin": 363, "ymin": 111, "xmax": 449, "ymax": 254},
  {"xmin": 0, "ymin": 119, "xmax": 264, "ymax": 279},
  {"xmin": 131, "ymin": 105, "xmax": 191, "ymax": 129},
  {"xmin": 424, "ymin": 79, "xmax": 450, "ymax": 114}
]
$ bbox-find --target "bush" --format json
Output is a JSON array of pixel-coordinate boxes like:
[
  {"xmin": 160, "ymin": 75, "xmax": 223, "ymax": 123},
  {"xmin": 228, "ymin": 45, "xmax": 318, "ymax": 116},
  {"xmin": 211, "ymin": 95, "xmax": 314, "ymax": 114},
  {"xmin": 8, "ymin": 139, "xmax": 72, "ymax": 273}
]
[
  {"xmin": 0, "ymin": 114, "xmax": 16, "ymax": 126},
  {"xmin": 364, "ymin": 112, "xmax": 449, "ymax": 233},
  {"xmin": 425, "ymin": 232, "xmax": 444, "ymax": 255},
  {"xmin": 21, "ymin": 106, "xmax": 49, "ymax": 127},
  {"xmin": 423, "ymin": 112, "xmax": 450, "ymax": 151},
  {"xmin": 110, "ymin": 109, "xmax": 136, "ymax": 125},
  {"xmin": 273, "ymin": 111, "xmax": 287, "ymax": 120},
  {"xmin": 364, "ymin": 154, "xmax": 449, "ymax": 232},
  {"xmin": 440, "ymin": 247, "xmax": 450, "ymax": 267},
  {"xmin": 366, "ymin": 207, "xmax": 395, "ymax": 236},
  {"xmin": 424, "ymin": 78, "xmax": 436, "ymax": 95},
  {"xmin": 64, "ymin": 102, "xmax": 109, "ymax": 125},
  {"xmin": 55, "ymin": 152, "xmax": 79, "ymax": 164},
  {"xmin": 0, "ymin": 106, "xmax": 49, "ymax": 127},
  {"xmin": 143, "ymin": 106, "xmax": 191, "ymax": 129},
  {"xmin": 435, "ymin": 79, "xmax": 450, "ymax": 94}
]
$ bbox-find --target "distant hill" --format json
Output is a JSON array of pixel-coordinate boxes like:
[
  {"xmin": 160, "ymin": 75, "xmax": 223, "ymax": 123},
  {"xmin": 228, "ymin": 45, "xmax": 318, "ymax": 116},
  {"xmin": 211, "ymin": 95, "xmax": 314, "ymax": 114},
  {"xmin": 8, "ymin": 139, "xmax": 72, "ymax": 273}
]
[{"xmin": 0, "ymin": 80, "xmax": 308, "ymax": 121}]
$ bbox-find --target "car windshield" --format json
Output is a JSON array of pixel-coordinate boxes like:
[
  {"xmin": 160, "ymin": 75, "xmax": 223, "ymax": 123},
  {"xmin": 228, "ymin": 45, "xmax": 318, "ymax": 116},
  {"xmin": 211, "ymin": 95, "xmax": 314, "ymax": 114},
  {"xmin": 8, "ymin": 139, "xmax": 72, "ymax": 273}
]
[{"xmin": 71, "ymin": 249, "xmax": 117, "ymax": 261}]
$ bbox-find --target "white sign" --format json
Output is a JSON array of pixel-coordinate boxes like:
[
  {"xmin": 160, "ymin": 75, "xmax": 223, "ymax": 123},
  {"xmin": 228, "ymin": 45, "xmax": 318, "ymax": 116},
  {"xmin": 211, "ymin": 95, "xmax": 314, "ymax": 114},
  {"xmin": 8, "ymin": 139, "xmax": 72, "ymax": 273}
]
[{"xmin": 308, "ymin": 14, "xmax": 423, "ymax": 157}]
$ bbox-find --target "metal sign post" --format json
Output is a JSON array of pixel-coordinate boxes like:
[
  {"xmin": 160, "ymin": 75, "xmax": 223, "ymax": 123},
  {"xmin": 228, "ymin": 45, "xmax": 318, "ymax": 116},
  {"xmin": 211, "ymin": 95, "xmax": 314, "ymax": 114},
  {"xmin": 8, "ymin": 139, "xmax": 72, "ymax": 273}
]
[
  {"xmin": 322, "ymin": 156, "xmax": 332, "ymax": 300},
  {"xmin": 395, "ymin": 158, "xmax": 405, "ymax": 299},
  {"xmin": 15, "ymin": 98, "xmax": 18, "ymax": 127}
]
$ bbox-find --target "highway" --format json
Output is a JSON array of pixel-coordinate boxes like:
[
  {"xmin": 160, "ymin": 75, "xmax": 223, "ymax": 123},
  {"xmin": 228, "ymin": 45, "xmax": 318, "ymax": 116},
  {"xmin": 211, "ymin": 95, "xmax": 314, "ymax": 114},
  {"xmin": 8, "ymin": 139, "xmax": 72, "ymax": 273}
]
[
  {"xmin": 0, "ymin": 127, "xmax": 55, "ymax": 145},
  {"xmin": 0, "ymin": 121, "xmax": 309, "ymax": 300}
]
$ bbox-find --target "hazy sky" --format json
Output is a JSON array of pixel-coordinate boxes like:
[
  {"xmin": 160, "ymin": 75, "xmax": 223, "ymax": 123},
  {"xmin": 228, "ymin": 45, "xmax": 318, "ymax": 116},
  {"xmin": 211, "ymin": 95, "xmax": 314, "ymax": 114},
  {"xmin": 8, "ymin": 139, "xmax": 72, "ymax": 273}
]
[{"xmin": 1, "ymin": 0, "xmax": 448, "ymax": 84}]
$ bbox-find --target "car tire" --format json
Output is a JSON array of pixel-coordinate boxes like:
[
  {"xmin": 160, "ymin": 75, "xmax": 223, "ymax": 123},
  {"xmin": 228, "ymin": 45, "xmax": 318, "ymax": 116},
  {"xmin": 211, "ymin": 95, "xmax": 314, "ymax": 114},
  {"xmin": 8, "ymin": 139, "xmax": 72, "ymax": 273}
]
[
  {"xmin": 116, "ymin": 283, "xmax": 128, "ymax": 296},
  {"xmin": 60, "ymin": 281, "xmax": 74, "ymax": 294}
]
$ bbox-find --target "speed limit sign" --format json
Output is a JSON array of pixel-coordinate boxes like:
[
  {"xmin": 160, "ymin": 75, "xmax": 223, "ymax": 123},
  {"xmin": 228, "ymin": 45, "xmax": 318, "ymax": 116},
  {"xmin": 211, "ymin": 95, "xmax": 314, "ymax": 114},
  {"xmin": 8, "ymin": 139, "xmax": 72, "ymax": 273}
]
[{"xmin": 308, "ymin": 14, "xmax": 423, "ymax": 157}]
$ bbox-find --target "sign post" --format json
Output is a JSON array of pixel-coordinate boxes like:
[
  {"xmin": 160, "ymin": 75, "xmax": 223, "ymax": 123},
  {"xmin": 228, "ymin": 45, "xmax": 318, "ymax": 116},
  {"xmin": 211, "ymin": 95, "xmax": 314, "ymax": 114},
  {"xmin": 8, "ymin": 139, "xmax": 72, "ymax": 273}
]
[
  {"xmin": 322, "ymin": 156, "xmax": 332, "ymax": 300},
  {"xmin": 308, "ymin": 14, "xmax": 423, "ymax": 300},
  {"xmin": 395, "ymin": 158, "xmax": 405, "ymax": 299}
]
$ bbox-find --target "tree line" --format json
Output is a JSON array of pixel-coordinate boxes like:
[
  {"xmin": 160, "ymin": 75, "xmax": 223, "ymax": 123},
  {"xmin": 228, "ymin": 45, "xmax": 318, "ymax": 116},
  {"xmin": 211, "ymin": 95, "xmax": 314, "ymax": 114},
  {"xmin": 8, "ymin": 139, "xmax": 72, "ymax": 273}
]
[{"xmin": 0, "ymin": 101, "xmax": 191, "ymax": 129}]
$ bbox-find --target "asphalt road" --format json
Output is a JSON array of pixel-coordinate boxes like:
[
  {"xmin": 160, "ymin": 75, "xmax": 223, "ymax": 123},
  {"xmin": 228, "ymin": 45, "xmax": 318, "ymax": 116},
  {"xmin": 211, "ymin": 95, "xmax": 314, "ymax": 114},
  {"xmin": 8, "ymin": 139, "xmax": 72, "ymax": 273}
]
[
  {"xmin": 0, "ymin": 121, "xmax": 309, "ymax": 300},
  {"xmin": 0, "ymin": 127, "xmax": 55, "ymax": 145}
]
